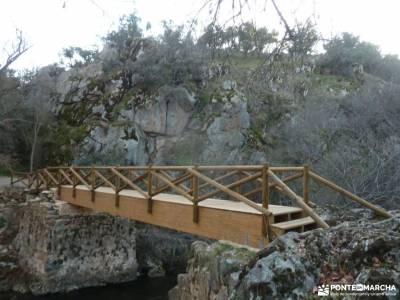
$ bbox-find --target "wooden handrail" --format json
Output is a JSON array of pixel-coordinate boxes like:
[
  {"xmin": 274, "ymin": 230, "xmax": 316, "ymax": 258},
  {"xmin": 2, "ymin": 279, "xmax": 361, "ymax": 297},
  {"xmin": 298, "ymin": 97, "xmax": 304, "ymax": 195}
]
[
  {"xmin": 151, "ymin": 171, "xmax": 193, "ymax": 201},
  {"xmin": 69, "ymin": 167, "xmax": 91, "ymax": 189},
  {"xmin": 309, "ymin": 170, "xmax": 393, "ymax": 218},
  {"xmin": 267, "ymin": 169, "xmax": 330, "ymax": 229},
  {"xmin": 95, "ymin": 170, "xmax": 116, "ymax": 189},
  {"xmin": 153, "ymin": 172, "xmax": 192, "ymax": 195},
  {"xmin": 12, "ymin": 164, "xmax": 392, "ymax": 227},
  {"xmin": 198, "ymin": 170, "xmax": 239, "ymax": 190},
  {"xmin": 59, "ymin": 169, "xmax": 73, "ymax": 185},
  {"xmin": 197, "ymin": 171, "xmax": 262, "ymax": 201},
  {"xmin": 158, "ymin": 170, "xmax": 191, "ymax": 192},
  {"xmin": 110, "ymin": 168, "xmax": 148, "ymax": 199},
  {"xmin": 187, "ymin": 168, "xmax": 272, "ymax": 216},
  {"xmin": 43, "ymin": 169, "xmax": 59, "ymax": 185}
]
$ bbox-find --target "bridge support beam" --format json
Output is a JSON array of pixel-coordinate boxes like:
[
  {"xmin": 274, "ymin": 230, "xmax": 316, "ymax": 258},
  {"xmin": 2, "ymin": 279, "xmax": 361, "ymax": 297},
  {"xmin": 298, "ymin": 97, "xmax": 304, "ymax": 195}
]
[
  {"xmin": 147, "ymin": 168, "xmax": 153, "ymax": 214},
  {"xmin": 91, "ymin": 166, "xmax": 95, "ymax": 202},
  {"xmin": 261, "ymin": 164, "xmax": 270, "ymax": 241},
  {"xmin": 192, "ymin": 168, "xmax": 199, "ymax": 223}
]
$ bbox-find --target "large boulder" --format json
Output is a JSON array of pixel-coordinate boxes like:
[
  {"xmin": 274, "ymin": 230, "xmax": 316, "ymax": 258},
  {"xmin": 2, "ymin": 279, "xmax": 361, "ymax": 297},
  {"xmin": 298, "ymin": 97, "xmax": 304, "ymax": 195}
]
[
  {"xmin": 13, "ymin": 198, "xmax": 138, "ymax": 295},
  {"xmin": 170, "ymin": 216, "xmax": 400, "ymax": 299}
]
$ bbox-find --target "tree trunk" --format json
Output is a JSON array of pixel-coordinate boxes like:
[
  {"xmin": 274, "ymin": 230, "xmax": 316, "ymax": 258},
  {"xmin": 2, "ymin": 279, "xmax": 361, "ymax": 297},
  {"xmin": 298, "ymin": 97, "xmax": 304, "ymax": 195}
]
[{"xmin": 30, "ymin": 115, "xmax": 41, "ymax": 173}]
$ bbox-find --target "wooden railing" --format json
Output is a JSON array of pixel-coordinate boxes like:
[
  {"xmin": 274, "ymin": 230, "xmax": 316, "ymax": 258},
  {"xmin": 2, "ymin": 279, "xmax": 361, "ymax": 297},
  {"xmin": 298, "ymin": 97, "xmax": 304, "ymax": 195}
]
[{"xmin": 10, "ymin": 164, "xmax": 393, "ymax": 240}]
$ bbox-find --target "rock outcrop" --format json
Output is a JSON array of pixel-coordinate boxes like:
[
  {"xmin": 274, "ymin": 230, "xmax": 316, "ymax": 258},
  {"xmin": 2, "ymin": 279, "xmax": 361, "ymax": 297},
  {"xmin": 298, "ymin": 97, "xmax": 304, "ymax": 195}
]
[
  {"xmin": 169, "ymin": 241, "xmax": 257, "ymax": 299},
  {"xmin": 170, "ymin": 216, "xmax": 400, "ymax": 299},
  {"xmin": 0, "ymin": 187, "xmax": 203, "ymax": 296},
  {"xmin": 13, "ymin": 192, "xmax": 138, "ymax": 295}
]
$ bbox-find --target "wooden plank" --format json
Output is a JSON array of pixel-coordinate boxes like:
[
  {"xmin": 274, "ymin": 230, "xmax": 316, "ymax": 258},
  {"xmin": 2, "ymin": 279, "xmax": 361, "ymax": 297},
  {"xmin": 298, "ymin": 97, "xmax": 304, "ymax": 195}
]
[
  {"xmin": 147, "ymin": 168, "xmax": 153, "ymax": 213},
  {"xmin": 303, "ymin": 165, "xmax": 309, "ymax": 204},
  {"xmin": 192, "ymin": 169, "xmax": 199, "ymax": 223},
  {"xmin": 59, "ymin": 186, "xmax": 265, "ymax": 248},
  {"xmin": 197, "ymin": 165, "xmax": 262, "ymax": 171},
  {"xmin": 261, "ymin": 164, "xmax": 269, "ymax": 238},
  {"xmin": 271, "ymin": 217, "xmax": 314, "ymax": 230},
  {"xmin": 269, "ymin": 167, "xmax": 304, "ymax": 172}
]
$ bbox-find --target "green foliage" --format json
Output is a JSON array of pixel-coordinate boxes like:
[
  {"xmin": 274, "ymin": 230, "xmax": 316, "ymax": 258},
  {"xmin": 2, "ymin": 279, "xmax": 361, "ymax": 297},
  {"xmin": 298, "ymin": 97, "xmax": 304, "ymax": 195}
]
[
  {"xmin": 318, "ymin": 32, "xmax": 400, "ymax": 84},
  {"xmin": 375, "ymin": 54, "xmax": 400, "ymax": 83},
  {"xmin": 62, "ymin": 47, "xmax": 99, "ymax": 67},
  {"xmin": 288, "ymin": 21, "xmax": 319, "ymax": 57},
  {"xmin": 103, "ymin": 13, "xmax": 143, "ymax": 64},
  {"xmin": 318, "ymin": 33, "xmax": 381, "ymax": 76},
  {"xmin": 198, "ymin": 22, "xmax": 278, "ymax": 57}
]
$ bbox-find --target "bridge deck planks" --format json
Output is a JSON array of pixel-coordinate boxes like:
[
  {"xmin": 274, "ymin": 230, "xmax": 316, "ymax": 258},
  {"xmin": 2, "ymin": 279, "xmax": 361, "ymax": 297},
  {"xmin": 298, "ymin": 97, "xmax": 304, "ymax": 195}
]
[{"xmin": 59, "ymin": 185, "xmax": 302, "ymax": 248}]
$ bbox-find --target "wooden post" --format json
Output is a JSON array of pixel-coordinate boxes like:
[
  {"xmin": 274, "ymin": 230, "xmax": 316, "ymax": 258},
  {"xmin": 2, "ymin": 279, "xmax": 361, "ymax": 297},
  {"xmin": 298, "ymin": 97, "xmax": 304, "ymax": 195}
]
[
  {"xmin": 192, "ymin": 166, "xmax": 199, "ymax": 223},
  {"xmin": 57, "ymin": 170, "xmax": 61, "ymax": 196},
  {"xmin": 303, "ymin": 165, "xmax": 309, "ymax": 205},
  {"xmin": 72, "ymin": 167, "xmax": 76, "ymax": 198},
  {"xmin": 234, "ymin": 171, "xmax": 242, "ymax": 196},
  {"xmin": 10, "ymin": 172, "xmax": 13, "ymax": 187},
  {"xmin": 35, "ymin": 173, "xmax": 39, "ymax": 190},
  {"xmin": 261, "ymin": 164, "xmax": 270, "ymax": 239},
  {"xmin": 115, "ymin": 172, "xmax": 120, "ymax": 207},
  {"xmin": 267, "ymin": 169, "xmax": 330, "ymax": 229},
  {"xmin": 91, "ymin": 166, "xmax": 95, "ymax": 202},
  {"xmin": 147, "ymin": 165, "xmax": 153, "ymax": 213},
  {"xmin": 44, "ymin": 169, "xmax": 49, "ymax": 190}
]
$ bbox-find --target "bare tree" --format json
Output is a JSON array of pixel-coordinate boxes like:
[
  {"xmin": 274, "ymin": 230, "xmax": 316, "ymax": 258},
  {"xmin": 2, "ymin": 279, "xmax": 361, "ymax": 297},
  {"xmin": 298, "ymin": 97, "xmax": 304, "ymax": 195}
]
[{"xmin": 0, "ymin": 29, "xmax": 30, "ymax": 74}]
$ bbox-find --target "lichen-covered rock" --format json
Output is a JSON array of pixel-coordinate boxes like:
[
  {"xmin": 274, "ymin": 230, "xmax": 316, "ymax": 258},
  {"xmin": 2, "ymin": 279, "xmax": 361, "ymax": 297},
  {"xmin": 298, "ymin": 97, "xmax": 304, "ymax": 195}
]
[
  {"xmin": 169, "ymin": 241, "xmax": 257, "ymax": 300},
  {"xmin": 170, "ymin": 216, "xmax": 400, "ymax": 299},
  {"xmin": 202, "ymin": 94, "xmax": 250, "ymax": 164},
  {"xmin": 12, "ymin": 198, "xmax": 138, "ymax": 295}
]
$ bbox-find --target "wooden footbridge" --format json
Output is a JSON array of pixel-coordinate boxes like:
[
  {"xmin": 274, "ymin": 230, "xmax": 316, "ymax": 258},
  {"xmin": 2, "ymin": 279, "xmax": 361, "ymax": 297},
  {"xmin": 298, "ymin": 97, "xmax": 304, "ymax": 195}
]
[{"xmin": 11, "ymin": 165, "xmax": 392, "ymax": 248}]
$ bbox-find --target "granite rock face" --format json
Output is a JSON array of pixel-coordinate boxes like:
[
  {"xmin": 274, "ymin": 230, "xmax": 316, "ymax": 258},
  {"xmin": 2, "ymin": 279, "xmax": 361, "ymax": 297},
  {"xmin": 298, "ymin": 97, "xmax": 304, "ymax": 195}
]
[
  {"xmin": 170, "ymin": 216, "xmax": 400, "ymax": 299},
  {"xmin": 169, "ymin": 241, "xmax": 257, "ymax": 300}
]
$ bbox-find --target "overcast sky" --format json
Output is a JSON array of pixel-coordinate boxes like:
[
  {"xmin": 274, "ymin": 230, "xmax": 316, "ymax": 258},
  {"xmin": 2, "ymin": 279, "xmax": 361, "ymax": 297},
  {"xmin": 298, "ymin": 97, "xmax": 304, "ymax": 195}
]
[{"xmin": 1, "ymin": 0, "xmax": 400, "ymax": 70}]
